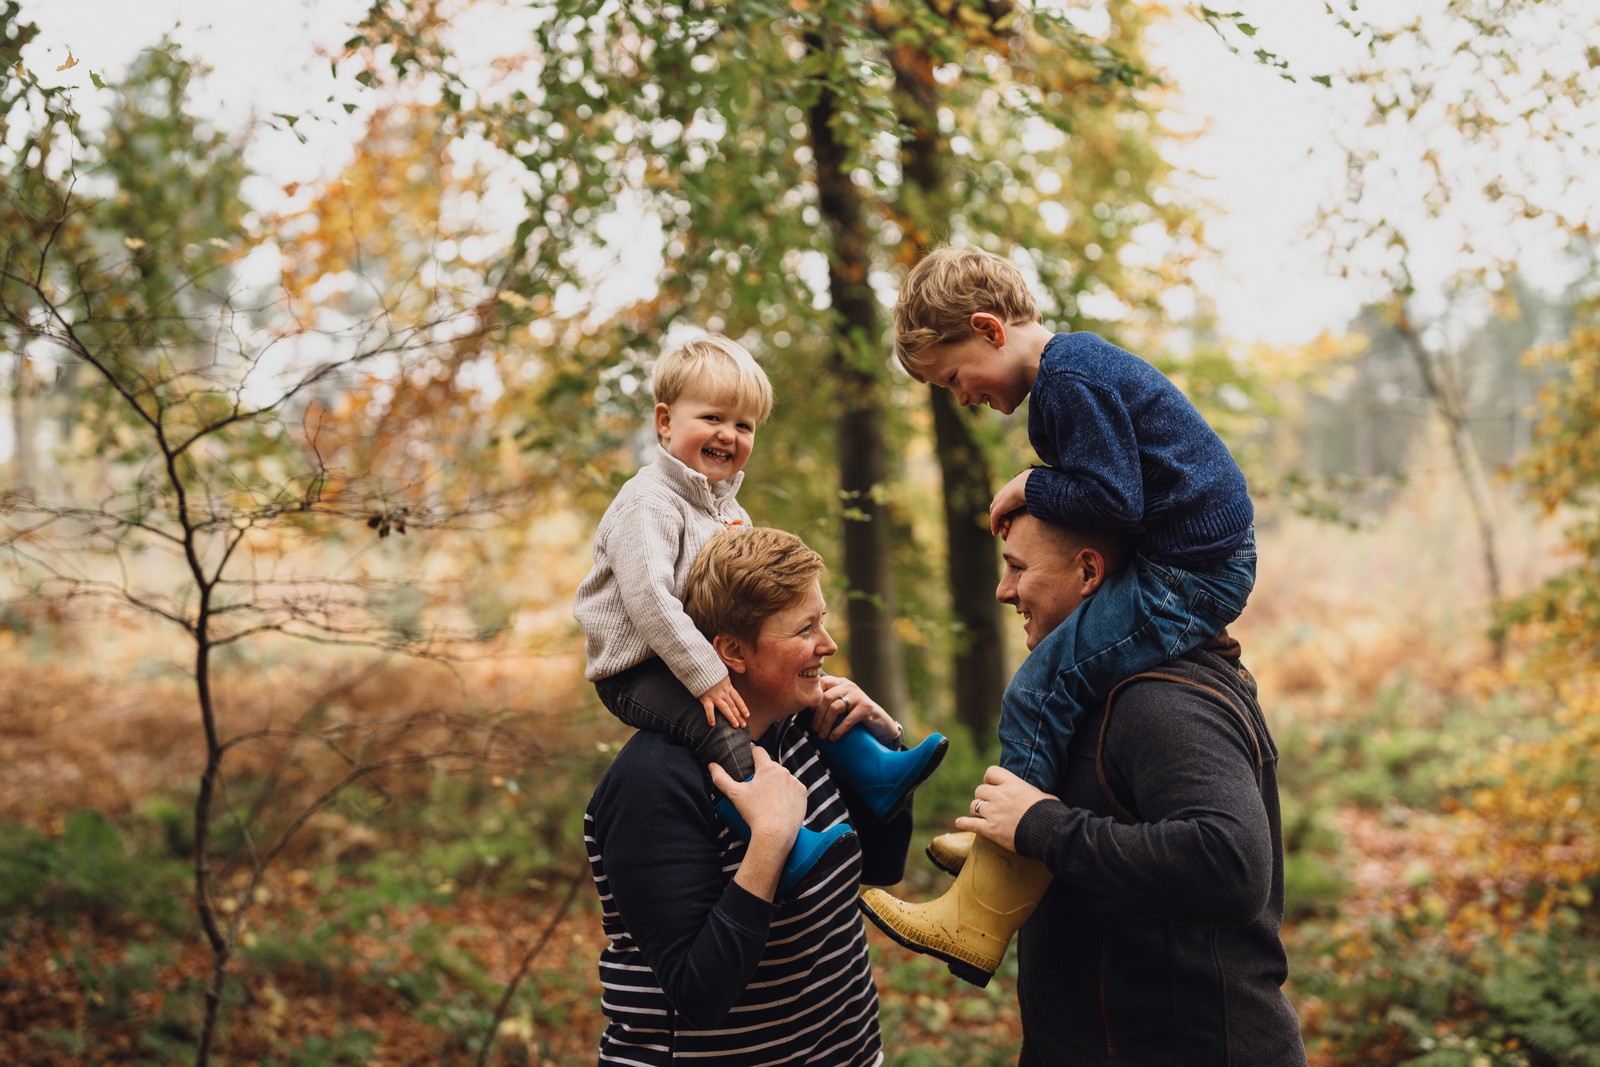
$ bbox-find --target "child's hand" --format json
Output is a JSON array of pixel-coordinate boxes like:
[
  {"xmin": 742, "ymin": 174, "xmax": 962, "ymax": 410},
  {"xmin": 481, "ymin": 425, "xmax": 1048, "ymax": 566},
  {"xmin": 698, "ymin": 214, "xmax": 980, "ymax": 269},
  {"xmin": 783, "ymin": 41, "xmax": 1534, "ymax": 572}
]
[
  {"xmin": 700, "ymin": 676, "xmax": 750, "ymax": 730},
  {"xmin": 989, "ymin": 469, "xmax": 1032, "ymax": 534}
]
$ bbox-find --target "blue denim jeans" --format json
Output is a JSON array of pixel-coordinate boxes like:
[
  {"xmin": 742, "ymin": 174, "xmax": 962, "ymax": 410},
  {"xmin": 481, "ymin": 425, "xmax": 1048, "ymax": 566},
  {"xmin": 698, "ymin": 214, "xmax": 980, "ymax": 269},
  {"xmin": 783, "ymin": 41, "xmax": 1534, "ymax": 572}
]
[
  {"xmin": 998, "ymin": 528, "xmax": 1257, "ymax": 789},
  {"xmin": 595, "ymin": 658, "xmax": 754, "ymax": 780}
]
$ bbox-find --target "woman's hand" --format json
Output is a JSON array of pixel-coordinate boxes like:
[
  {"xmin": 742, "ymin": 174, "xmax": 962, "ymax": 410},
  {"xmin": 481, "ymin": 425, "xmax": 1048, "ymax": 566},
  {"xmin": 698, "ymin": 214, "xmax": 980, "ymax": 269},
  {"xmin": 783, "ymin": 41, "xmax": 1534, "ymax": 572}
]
[
  {"xmin": 814, "ymin": 674, "xmax": 900, "ymax": 746},
  {"xmin": 953, "ymin": 765, "xmax": 1056, "ymax": 854},
  {"xmin": 710, "ymin": 747, "xmax": 808, "ymax": 902}
]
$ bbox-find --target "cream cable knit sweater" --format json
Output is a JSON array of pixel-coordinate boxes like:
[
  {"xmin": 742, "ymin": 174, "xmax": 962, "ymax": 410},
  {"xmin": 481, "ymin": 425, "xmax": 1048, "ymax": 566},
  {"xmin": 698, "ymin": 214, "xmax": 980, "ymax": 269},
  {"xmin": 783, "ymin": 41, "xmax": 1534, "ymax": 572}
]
[{"xmin": 573, "ymin": 446, "xmax": 752, "ymax": 697}]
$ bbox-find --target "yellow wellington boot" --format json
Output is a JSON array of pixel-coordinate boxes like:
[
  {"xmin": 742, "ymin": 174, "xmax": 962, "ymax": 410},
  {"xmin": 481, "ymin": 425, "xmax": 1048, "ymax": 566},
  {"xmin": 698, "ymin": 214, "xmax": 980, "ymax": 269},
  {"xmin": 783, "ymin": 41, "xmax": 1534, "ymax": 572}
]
[
  {"xmin": 861, "ymin": 834, "xmax": 1051, "ymax": 988},
  {"xmin": 924, "ymin": 830, "xmax": 975, "ymax": 875}
]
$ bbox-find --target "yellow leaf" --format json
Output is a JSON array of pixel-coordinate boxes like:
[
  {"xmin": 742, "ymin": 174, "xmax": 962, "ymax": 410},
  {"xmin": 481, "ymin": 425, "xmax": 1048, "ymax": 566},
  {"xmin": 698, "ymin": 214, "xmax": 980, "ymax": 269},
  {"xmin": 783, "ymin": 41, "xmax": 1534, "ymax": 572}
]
[
  {"xmin": 56, "ymin": 52, "xmax": 79, "ymax": 72},
  {"xmin": 123, "ymin": 237, "xmax": 146, "ymax": 250}
]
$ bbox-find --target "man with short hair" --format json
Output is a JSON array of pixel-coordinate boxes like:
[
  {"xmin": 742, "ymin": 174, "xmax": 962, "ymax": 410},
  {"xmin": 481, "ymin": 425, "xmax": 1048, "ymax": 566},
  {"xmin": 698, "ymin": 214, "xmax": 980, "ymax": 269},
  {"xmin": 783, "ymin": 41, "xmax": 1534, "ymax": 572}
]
[{"xmin": 955, "ymin": 511, "xmax": 1305, "ymax": 1065}]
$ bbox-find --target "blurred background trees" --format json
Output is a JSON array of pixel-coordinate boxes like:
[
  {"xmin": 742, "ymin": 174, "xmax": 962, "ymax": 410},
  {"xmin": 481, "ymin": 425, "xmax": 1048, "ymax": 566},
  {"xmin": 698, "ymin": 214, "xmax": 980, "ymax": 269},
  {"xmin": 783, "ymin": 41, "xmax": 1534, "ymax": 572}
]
[{"xmin": 3, "ymin": 0, "xmax": 1599, "ymax": 1064}]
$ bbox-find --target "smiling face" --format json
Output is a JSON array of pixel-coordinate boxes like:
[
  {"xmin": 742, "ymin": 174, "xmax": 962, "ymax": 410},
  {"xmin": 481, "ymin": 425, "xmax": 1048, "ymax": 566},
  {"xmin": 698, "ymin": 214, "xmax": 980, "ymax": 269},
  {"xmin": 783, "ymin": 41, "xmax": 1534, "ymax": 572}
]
[
  {"xmin": 738, "ymin": 580, "xmax": 837, "ymax": 721},
  {"xmin": 654, "ymin": 386, "xmax": 759, "ymax": 483},
  {"xmin": 912, "ymin": 314, "xmax": 1036, "ymax": 415},
  {"xmin": 995, "ymin": 514, "xmax": 1100, "ymax": 651}
]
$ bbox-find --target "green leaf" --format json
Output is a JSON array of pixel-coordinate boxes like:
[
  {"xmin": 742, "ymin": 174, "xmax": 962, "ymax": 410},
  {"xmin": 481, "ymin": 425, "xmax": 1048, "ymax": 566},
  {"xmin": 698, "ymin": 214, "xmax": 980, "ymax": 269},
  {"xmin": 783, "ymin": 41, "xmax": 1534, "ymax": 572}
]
[
  {"xmin": 1237, "ymin": 22, "xmax": 1258, "ymax": 37},
  {"xmin": 89, "ymin": 70, "xmax": 105, "ymax": 89}
]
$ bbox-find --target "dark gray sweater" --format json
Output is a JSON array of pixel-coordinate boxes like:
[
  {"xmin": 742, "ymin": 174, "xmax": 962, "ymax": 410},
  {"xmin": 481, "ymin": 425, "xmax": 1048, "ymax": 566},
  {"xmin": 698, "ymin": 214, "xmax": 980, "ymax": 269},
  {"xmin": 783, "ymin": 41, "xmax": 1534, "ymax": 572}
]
[{"xmin": 1012, "ymin": 637, "xmax": 1306, "ymax": 1066}]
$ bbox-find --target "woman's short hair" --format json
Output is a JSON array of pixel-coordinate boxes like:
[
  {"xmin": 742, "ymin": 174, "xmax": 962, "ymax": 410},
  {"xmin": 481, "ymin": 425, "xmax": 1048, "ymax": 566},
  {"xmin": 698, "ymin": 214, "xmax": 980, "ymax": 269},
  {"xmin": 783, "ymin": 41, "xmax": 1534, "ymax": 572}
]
[
  {"xmin": 651, "ymin": 333, "xmax": 774, "ymax": 426},
  {"xmin": 683, "ymin": 527, "xmax": 824, "ymax": 644}
]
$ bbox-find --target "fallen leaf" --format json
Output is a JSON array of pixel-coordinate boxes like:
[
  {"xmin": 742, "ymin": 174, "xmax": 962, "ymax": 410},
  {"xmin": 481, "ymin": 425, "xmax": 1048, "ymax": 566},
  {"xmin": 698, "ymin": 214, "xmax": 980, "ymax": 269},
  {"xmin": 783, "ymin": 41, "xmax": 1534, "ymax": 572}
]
[{"xmin": 56, "ymin": 52, "xmax": 79, "ymax": 72}]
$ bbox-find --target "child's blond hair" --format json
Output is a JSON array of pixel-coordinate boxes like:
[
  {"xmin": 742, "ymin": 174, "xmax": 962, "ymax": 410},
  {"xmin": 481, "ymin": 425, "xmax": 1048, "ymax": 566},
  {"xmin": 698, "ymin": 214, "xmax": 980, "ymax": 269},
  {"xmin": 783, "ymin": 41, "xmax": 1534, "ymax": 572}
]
[
  {"xmin": 651, "ymin": 334, "xmax": 774, "ymax": 426},
  {"xmin": 893, "ymin": 247, "xmax": 1039, "ymax": 377}
]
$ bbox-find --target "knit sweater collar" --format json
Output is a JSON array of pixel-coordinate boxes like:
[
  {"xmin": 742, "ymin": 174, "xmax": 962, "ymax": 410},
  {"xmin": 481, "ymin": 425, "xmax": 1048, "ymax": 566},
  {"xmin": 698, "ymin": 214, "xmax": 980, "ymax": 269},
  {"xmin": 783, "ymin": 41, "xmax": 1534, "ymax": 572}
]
[{"xmin": 651, "ymin": 444, "xmax": 745, "ymax": 510}]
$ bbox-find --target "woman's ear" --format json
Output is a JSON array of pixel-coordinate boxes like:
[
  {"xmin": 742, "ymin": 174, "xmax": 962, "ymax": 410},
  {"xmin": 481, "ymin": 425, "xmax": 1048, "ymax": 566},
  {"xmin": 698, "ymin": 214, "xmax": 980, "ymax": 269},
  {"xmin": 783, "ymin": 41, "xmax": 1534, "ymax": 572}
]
[{"xmin": 712, "ymin": 632, "xmax": 749, "ymax": 674}]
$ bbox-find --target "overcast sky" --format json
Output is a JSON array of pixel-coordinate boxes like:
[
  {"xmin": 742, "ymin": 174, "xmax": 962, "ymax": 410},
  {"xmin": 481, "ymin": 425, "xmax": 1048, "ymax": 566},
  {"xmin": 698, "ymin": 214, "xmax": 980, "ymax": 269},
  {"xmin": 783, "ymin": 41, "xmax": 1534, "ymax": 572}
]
[{"xmin": 21, "ymin": 0, "xmax": 1366, "ymax": 346}]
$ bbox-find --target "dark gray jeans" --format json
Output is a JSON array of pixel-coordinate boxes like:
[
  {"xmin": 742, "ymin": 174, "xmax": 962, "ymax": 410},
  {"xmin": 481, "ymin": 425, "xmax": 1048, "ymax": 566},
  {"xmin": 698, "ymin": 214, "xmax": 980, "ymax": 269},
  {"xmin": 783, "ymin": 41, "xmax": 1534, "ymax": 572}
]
[{"xmin": 595, "ymin": 657, "xmax": 754, "ymax": 780}]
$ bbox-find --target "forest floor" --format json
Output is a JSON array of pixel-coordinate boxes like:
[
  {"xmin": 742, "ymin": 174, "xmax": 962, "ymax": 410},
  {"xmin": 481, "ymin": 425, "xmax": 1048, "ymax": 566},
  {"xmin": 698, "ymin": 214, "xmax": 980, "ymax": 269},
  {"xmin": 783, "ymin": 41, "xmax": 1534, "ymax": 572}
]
[
  {"xmin": 0, "ymin": 472, "xmax": 1565, "ymax": 1064},
  {"xmin": 0, "ymin": 626, "xmax": 1460, "ymax": 1067},
  {"xmin": 0, "ymin": 635, "xmax": 1035, "ymax": 1066}
]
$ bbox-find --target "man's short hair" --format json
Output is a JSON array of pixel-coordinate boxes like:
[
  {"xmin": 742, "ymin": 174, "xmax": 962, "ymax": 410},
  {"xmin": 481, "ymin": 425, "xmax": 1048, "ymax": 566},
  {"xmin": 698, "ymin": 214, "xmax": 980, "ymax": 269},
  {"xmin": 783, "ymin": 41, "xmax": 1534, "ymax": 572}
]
[
  {"xmin": 1002, "ymin": 508, "xmax": 1132, "ymax": 574},
  {"xmin": 893, "ymin": 246, "xmax": 1040, "ymax": 376},
  {"xmin": 651, "ymin": 333, "xmax": 774, "ymax": 426},
  {"xmin": 683, "ymin": 527, "xmax": 825, "ymax": 644}
]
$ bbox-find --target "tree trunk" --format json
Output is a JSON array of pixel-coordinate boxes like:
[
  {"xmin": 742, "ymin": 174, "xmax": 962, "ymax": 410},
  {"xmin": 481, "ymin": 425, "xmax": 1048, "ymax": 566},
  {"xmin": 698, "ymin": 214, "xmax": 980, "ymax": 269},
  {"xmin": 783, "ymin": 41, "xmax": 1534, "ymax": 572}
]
[
  {"xmin": 930, "ymin": 389, "xmax": 1008, "ymax": 739},
  {"xmin": 806, "ymin": 35, "xmax": 910, "ymax": 718},
  {"xmin": 888, "ymin": 29, "xmax": 1009, "ymax": 740},
  {"xmin": 1397, "ymin": 314, "xmax": 1506, "ymax": 662},
  {"xmin": 10, "ymin": 351, "xmax": 34, "ymax": 493}
]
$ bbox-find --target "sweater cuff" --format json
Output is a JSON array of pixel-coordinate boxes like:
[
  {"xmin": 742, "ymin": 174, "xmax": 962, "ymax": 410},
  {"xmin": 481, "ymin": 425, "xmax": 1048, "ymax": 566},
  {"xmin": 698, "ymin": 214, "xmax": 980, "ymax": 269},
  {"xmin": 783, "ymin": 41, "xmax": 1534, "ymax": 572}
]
[
  {"xmin": 1013, "ymin": 798, "xmax": 1072, "ymax": 864},
  {"xmin": 717, "ymin": 879, "xmax": 778, "ymax": 933},
  {"xmin": 676, "ymin": 656, "xmax": 730, "ymax": 703}
]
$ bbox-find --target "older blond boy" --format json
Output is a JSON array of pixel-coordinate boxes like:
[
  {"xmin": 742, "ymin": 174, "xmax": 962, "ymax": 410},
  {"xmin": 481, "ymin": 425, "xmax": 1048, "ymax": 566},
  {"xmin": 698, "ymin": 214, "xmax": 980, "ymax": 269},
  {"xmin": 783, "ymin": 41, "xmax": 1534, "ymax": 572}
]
[{"xmin": 861, "ymin": 247, "xmax": 1257, "ymax": 985}]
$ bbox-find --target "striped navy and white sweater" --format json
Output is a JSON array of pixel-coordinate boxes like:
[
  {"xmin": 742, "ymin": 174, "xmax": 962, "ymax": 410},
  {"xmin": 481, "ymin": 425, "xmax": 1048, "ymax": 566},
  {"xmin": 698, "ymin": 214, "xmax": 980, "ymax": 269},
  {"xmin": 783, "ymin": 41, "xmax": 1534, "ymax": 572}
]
[{"xmin": 585, "ymin": 720, "xmax": 911, "ymax": 1065}]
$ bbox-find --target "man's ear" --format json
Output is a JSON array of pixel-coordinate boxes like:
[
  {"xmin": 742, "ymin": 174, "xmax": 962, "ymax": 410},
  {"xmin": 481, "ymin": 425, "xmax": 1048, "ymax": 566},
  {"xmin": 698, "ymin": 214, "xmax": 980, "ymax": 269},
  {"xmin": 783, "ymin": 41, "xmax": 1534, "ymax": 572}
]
[
  {"xmin": 969, "ymin": 312, "xmax": 1008, "ymax": 348},
  {"xmin": 712, "ymin": 632, "xmax": 750, "ymax": 674},
  {"xmin": 1077, "ymin": 547, "xmax": 1111, "ymax": 597},
  {"xmin": 653, "ymin": 401, "xmax": 672, "ymax": 440}
]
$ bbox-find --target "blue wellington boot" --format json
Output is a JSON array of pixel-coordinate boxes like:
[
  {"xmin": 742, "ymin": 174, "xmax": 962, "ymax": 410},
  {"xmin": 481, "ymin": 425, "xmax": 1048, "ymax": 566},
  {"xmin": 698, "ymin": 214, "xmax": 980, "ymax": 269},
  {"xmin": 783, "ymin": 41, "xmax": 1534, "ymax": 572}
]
[
  {"xmin": 713, "ymin": 796, "xmax": 857, "ymax": 900},
  {"xmin": 813, "ymin": 726, "xmax": 949, "ymax": 820}
]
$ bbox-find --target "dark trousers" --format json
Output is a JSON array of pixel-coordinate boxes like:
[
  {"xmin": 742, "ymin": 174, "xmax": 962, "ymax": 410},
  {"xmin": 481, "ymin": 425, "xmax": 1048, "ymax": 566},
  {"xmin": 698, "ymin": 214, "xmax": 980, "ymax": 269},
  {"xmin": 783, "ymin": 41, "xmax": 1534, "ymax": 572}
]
[{"xmin": 595, "ymin": 658, "xmax": 754, "ymax": 780}]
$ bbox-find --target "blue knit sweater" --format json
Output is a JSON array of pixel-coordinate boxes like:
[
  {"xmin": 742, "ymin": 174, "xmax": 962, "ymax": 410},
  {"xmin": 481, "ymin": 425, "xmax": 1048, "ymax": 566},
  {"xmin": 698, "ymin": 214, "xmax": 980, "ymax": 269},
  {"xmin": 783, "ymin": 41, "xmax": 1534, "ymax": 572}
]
[{"xmin": 1023, "ymin": 332, "xmax": 1253, "ymax": 568}]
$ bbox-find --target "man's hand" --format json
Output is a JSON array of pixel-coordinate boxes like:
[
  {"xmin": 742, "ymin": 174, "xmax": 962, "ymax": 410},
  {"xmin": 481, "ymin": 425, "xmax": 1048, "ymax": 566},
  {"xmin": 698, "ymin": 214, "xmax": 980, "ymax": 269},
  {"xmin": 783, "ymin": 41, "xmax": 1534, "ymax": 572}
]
[
  {"xmin": 699, "ymin": 676, "xmax": 750, "ymax": 729},
  {"xmin": 989, "ymin": 469, "xmax": 1032, "ymax": 534},
  {"xmin": 953, "ymin": 765, "xmax": 1056, "ymax": 854}
]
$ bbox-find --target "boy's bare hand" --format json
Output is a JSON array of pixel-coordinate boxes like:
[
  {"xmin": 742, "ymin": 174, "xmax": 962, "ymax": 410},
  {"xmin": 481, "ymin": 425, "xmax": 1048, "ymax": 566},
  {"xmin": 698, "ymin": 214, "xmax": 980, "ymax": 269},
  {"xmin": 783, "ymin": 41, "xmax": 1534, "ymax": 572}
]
[
  {"xmin": 700, "ymin": 676, "xmax": 750, "ymax": 729},
  {"xmin": 989, "ymin": 469, "xmax": 1032, "ymax": 534}
]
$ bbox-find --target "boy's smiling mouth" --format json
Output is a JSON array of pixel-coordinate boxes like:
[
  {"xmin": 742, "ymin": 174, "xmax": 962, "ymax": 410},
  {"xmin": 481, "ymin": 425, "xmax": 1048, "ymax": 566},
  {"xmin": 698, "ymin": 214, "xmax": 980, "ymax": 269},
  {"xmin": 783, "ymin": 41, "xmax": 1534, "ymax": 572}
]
[{"xmin": 703, "ymin": 447, "xmax": 733, "ymax": 462}]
